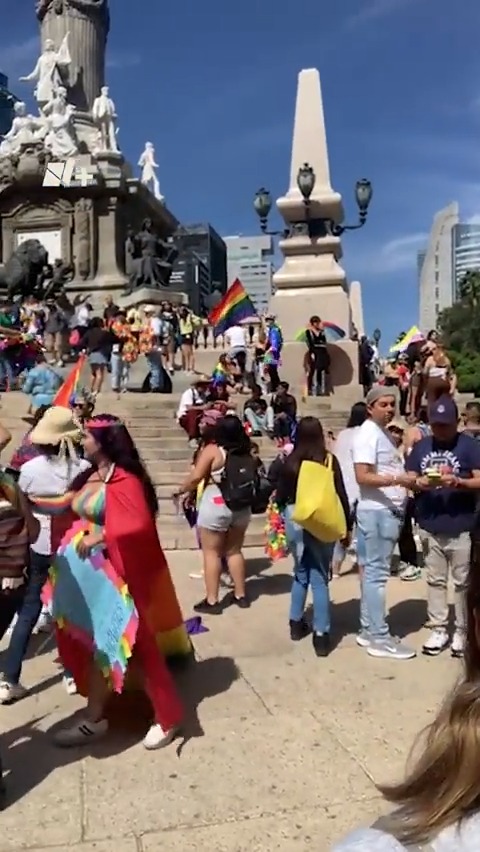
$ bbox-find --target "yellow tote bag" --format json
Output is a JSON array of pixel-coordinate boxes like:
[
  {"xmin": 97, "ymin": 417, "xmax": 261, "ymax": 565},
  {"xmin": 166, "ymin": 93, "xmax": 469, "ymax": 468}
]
[{"xmin": 292, "ymin": 455, "xmax": 346, "ymax": 543}]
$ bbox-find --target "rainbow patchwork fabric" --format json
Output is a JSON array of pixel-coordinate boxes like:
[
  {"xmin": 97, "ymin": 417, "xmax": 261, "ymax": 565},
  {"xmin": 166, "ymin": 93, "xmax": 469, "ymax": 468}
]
[{"xmin": 50, "ymin": 520, "xmax": 138, "ymax": 692}]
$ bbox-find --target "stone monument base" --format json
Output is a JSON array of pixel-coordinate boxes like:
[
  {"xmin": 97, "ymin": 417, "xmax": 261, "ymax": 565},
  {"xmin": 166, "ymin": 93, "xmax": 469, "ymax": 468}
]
[
  {"xmin": 278, "ymin": 341, "xmax": 363, "ymax": 410},
  {"xmin": 118, "ymin": 287, "xmax": 188, "ymax": 312}
]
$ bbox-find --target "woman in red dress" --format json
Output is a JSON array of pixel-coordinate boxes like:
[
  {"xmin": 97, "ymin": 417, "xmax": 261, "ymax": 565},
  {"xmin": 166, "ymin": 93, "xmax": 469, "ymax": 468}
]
[{"xmin": 31, "ymin": 415, "xmax": 190, "ymax": 750}]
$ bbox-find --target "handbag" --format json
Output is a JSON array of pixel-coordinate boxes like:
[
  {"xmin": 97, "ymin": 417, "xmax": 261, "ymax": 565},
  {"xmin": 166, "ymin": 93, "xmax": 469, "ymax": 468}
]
[{"xmin": 292, "ymin": 455, "xmax": 346, "ymax": 543}]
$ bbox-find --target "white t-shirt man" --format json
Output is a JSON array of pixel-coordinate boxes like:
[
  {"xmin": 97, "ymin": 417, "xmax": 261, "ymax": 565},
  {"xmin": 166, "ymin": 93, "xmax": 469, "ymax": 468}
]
[
  {"xmin": 353, "ymin": 419, "xmax": 406, "ymax": 511},
  {"xmin": 176, "ymin": 387, "xmax": 205, "ymax": 421},
  {"xmin": 19, "ymin": 455, "xmax": 91, "ymax": 555},
  {"xmin": 226, "ymin": 325, "xmax": 246, "ymax": 350}
]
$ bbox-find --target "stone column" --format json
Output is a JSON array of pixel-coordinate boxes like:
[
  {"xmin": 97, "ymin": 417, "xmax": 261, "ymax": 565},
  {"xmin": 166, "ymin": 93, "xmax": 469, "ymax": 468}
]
[
  {"xmin": 349, "ymin": 280, "xmax": 365, "ymax": 338},
  {"xmin": 36, "ymin": 0, "xmax": 109, "ymax": 113},
  {"xmin": 270, "ymin": 68, "xmax": 361, "ymax": 401}
]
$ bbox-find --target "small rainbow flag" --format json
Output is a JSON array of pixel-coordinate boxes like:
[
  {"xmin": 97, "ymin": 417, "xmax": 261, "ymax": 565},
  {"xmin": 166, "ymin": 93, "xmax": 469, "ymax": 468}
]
[
  {"xmin": 53, "ymin": 353, "xmax": 87, "ymax": 407},
  {"xmin": 208, "ymin": 278, "xmax": 257, "ymax": 337}
]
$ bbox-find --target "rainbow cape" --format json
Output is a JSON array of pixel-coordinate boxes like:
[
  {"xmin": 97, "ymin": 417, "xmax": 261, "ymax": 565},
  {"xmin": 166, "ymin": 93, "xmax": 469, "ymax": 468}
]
[
  {"xmin": 53, "ymin": 354, "xmax": 87, "ymax": 407},
  {"xmin": 211, "ymin": 362, "xmax": 229, "ymax": 385},
  {"xmin": 208, "ymin": 278, "xmax": 257, "ymax": 337}
]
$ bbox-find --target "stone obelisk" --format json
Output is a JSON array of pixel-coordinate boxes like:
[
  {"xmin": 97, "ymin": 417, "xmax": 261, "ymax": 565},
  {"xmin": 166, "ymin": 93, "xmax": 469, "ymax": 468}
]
[
  {"xmin": 270, "ymin": 68, "xmax": 361, "ymax": 400},
  {"xmin": 36, "ymin": 0, "xmax": 109, "ymax": 113}
]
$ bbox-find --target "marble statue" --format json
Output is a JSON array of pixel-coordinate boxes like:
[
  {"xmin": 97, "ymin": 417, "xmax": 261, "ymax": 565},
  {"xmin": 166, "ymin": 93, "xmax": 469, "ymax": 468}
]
[
  {"xmin": 138, "ymin": 141, "xmax": 163, "ymax": 201},
  {"xmin": 19, "ymin": 34, "xmax": 71, "ymax": 111},
  {"xmin": 92, "ymin": 85, "xmax": 118, "ymax": 152},
  {"xmin": 0, "ymin": 102, "xmax": 47, "ymax": 158},
  {"xmin": 124, "ymin": 218, "xmax": 177, "ymax": 292},
  {"xmin": 43, "ymin": 86, "xmax": 78, "ymax": 158}
]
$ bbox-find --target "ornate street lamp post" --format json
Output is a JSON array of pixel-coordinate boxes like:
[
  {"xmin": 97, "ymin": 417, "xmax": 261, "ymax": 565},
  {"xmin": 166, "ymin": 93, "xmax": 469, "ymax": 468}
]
[{"xmin": 253, "ymin": 163, "xmax": 373, "ymax": 238}]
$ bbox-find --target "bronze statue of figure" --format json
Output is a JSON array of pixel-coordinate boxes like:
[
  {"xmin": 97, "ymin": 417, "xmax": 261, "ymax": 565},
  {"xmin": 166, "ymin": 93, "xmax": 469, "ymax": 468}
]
[
  {"xmin": 123, "ymin": 219, "xmax": 178, "ymax": 293},
  {"xmin": 0, "ymin": 239, "xmax": 49, "ymax": 301},
  {"xmin": 43, "ymin": 258, "xmax": 73, "ymax": 300}
]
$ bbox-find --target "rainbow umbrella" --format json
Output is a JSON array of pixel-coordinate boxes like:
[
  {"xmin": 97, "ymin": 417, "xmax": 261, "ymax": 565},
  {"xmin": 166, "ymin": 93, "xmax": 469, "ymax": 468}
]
[{"xmin": 295, "ymin": 322, "xmax": 346, "ymax": 344}]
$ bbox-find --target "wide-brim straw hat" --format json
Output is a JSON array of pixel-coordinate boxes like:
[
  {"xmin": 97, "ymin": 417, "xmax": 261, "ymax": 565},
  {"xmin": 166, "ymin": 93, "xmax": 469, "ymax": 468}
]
[
  {"xmin": 192, "ymin": 373, "xmax": 210, "ymax": 386},
  {"xmin": 30, "ymin": 406, "xmax": 82, "ymax": 446}
]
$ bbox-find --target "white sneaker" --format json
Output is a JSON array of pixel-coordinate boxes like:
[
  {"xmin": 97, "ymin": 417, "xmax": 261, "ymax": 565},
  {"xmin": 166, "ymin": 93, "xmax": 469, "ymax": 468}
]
[
  {"xmin": 451, "ymin": 629, "xmax": 465, "ymax": 658},
  {"xmin": 0, "ymin": 681, "xmax": 28, "ymax": 704},
  {"xmin": 356, "ymin": 630, "xmax": 371, "ymax": 648},
  {"xmin": 143, "ymin": 723, "xmax": 180, "ymax": 750},
  {"xmin": 422, "ymin": 628, "xmax": 449, "ymax": 657},
  {"xmin": 367, "ymin": 636, "xmax": 416, "ymax": 660},
  {"xmin": 63, "ymin": 675, "xmax": 77, "ymax": 696},
  {"xmin": 53, "ymin": 718, "xmax": 108, "ymax": 748}
]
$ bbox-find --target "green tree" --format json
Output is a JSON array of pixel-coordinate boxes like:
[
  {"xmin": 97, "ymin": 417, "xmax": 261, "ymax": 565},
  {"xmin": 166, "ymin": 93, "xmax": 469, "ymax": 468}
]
[{"xmin": 438, "ymin": 269, "xmax": 480, "ymax": 392}]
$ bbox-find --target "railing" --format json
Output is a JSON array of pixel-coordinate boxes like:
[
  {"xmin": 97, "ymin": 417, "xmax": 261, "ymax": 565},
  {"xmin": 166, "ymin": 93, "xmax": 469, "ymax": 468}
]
[{"xmin": 192, "ymin": 326, "xmax": 264, "ymax": 349}]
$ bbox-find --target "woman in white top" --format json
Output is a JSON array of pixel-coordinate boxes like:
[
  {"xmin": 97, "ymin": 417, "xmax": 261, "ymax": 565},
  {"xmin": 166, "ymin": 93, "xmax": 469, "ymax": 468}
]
[{"xmin": 331, "ymin": 402, "xmax": 368, "ymax": 577}]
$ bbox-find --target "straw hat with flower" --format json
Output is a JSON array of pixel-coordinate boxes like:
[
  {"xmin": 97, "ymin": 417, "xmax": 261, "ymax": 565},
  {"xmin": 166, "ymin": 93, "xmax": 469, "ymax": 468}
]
[{"xmin": 29, "ymin": 406, "xmax": 82, "ymax": 451}]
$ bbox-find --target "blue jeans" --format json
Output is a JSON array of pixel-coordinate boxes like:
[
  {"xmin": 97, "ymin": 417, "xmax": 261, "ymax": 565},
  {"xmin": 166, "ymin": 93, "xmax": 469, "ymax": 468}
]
[
  {"xmin": 356, "ymin": 507, "xmax": 402, "ymax": 640},
  {"xmin": 284, "ymin": 504, "xmax": 334, "ymax": 634},
  {"xmin": 145, "ymin": 351, "xmax": 164, "ymax": 391},
  {"xmin": 3, "ymin": 551, "xmax": 50, "ymax": 685},
  {"xmin": 333, "ymin": 525, "xmax": 368, "ymax": 631},
  {"xmin": 110, "ymin": 352, "xmax": 130, "ymax": 391},
  {"xmin": 0, "ymin": 354, "xmax": 14, "ymax": 388}
]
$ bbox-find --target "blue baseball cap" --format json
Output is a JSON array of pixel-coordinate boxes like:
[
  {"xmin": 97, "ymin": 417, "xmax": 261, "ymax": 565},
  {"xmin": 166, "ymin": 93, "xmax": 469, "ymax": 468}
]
[{"xmin": 428, "ymin": 395, "xmax": 458, "ymax": 425}]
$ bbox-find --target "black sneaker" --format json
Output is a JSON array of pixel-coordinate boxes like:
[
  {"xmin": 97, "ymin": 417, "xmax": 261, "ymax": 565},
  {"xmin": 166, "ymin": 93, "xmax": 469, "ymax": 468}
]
[
  {"xmin": 312, "ymin": 632, "xmax": 330, "ymax": 657},
  {"xmin": 193, "ymin": 598, "xmax": 223, "ymax": 615},
  {"xmin": 233, "ymin": 595, "xmax": 251, "ymax": 609},
  {"xmin": 289, "ymin": 618, "xmax": 310, "ymax": 641}
]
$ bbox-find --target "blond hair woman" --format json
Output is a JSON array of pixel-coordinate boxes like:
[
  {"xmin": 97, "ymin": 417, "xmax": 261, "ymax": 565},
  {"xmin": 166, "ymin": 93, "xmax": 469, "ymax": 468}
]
[{"xmin": 334, "ymin": 541, "xmax": 480, "ymax": 850}]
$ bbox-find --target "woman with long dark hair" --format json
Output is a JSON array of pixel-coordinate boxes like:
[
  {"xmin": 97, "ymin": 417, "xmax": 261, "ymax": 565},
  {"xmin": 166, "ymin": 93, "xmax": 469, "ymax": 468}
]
[
  {"xmin": 175, "ymin": 414, "xmax": 254, "ymax": 613},
  {"xmin": 24, "ymin": 414, "xmax": 189, "ymax": 750},
  {"xmin": 275, "ymin": 417, "xmax": 351, "ymax": 657}
]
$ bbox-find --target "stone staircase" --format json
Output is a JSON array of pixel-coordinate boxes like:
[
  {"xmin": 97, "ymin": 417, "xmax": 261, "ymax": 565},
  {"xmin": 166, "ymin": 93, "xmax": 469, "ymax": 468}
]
[{"xmin": 0, "ymin": 391, "xmax": 350, "ymax": 551}]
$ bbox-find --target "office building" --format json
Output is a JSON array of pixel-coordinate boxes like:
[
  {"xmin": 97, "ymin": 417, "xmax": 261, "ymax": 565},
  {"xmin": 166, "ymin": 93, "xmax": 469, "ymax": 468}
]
[
  {"xmin": 418, "ymin": 203, "xmax": 480, "ymax": 330},
  {"xmin": 174, "ymin": 224, "xmax": 227, "ymax": 312},
  {"xmin": 0, "ymin": 73, "xmax": 16, "ymax": 136},
  {"xmin": 452, "ymin": 223, "xmax": 480, "ymax": 297},
  {"xmin": 418, "ymin": 202, "xmax": 458, "ymax": 332},
  {"xmin": 170, "ymin": 252, "xmax": 210, "ymax": 316},
  {"xmin": 223, "ymin": 234, "xmax": 274, "ymax": 316}
]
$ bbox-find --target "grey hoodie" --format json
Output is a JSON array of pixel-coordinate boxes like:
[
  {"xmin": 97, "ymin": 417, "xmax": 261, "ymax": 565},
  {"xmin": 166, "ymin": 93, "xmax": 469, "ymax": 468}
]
[{"xmin": 332, "ymin": 815, "xmax": 480, "ymax": 851}]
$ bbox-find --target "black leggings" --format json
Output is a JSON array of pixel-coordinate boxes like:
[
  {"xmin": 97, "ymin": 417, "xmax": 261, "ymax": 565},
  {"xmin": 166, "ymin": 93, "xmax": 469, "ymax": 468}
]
[
  {"xmin": 307, "ymin": 350, "xmax": 327, "ymax": 395},
  {"xmin": 266, "ymin": 364, "xmax": 280, "ymax": 392}
]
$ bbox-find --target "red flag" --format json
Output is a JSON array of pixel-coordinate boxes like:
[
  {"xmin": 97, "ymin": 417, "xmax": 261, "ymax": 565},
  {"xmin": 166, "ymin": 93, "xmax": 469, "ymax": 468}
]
[{"xmin": 53, "ymin": 354, "xmax": 87, "ymax": 407}]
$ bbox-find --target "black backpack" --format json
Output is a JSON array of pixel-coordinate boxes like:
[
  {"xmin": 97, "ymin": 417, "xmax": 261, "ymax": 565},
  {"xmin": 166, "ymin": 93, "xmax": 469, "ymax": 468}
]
[{"xmin": 219, "ymin": 452, "xmax": 257, "ymax": 511}]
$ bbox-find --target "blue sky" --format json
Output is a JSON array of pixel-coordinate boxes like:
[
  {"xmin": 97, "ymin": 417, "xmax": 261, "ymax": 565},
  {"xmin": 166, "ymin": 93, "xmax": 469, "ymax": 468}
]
[{"xmin": 2, "ymin": 0, "xmax": 480, "ymax": 347}]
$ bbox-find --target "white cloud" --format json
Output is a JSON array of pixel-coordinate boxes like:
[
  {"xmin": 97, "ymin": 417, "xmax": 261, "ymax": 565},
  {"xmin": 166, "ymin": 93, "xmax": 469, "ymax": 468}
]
[
  {"xmin": 350, "ymin": 232, "xmax": 428, "ymax": 276},
  {"xmin": 106, "ymin": 51, "xmax": 141, "ymax": 70},
  {"xmin": 346, "ymin": 0, "xmax": 422, "ymax": 28}
]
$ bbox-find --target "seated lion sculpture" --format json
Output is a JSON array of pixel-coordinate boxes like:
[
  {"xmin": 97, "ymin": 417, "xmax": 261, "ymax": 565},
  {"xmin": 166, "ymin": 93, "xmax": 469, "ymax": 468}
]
[{"xmin": 0, "ymin": 239, "xmax": 49, "ymax": 301}]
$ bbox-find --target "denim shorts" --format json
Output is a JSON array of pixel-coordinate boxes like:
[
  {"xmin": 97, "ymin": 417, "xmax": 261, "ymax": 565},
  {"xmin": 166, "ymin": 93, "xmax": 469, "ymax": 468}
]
[
  {"xmin": 89, "ymin": 351, "xmax": 108, "ymax": 366},
  {"xmin": 197, "ymin": 485, "xmax": 251, "ymax": 533}
]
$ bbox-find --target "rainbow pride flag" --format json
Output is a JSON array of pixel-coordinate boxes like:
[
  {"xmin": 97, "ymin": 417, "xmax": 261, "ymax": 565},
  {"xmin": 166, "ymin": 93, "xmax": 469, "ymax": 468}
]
[
  {"xmin": 208, "ymin": 278, "xmax": 257, "ymax": 337},
  {"xmin": 53, "ymin": 354, "xmax": 87, "ymax": 407}
]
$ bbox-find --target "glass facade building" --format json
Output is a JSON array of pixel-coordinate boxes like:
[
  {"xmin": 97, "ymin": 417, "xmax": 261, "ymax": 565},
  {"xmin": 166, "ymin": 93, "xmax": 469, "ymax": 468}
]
[
  {"xmin": 174, "ymin": 223, "xmax": 227, "ymax": 314},
  {"xmin": 453, "ymin": 223, "xmax": 480, "ymax": 297},
  {"xmin": 223, "ymin": 235, "xmax": 274, "ymax": 316}
]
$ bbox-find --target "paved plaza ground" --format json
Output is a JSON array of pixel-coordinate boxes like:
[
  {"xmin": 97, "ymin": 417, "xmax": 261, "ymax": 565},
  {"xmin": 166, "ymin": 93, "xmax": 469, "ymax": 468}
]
[{"xmin": 1, "ymin": 548, "xmax": 459, "ymax": 852}]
